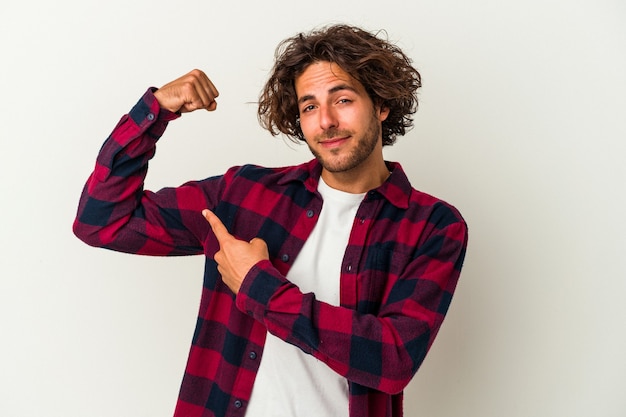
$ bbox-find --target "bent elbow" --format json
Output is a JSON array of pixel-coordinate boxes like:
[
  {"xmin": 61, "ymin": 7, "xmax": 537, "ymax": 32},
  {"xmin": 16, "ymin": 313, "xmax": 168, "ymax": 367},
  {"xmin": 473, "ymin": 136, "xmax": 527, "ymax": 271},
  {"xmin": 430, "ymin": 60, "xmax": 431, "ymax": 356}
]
[
  {"xmin": 377, "ymin": 347, "xmax": 429, "ymax": 394},
  {"xmin": 72, "ymin": 219, "xmax": 105, "ymax": 248},
  {"xmin": 378, "ymin": 373, "xmax": 414, "ymax": 395}
]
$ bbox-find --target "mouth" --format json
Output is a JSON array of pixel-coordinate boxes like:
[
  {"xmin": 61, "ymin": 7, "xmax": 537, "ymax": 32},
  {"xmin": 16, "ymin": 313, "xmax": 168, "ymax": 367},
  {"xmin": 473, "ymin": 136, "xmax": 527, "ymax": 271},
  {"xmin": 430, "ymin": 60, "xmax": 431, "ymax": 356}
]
[{"xmin": 319, "ymin": 136, "xmax": 351, "ymax": 148}]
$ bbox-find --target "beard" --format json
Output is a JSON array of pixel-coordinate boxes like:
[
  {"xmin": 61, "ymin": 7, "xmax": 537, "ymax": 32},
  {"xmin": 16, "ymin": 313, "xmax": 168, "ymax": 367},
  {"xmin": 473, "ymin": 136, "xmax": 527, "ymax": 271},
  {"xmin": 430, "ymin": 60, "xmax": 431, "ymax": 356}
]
[{"xmin": 307, "ymin": 111, "xmax": 381, "ymax": 173}]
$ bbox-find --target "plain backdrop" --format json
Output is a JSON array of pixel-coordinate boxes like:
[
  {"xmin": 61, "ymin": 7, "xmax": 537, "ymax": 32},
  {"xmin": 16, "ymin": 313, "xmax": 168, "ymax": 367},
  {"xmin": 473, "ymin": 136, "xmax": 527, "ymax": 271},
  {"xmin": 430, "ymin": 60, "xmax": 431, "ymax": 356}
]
[{"xmin": 1, "ymin": 1, "xmax": 625, "ymax": 416}]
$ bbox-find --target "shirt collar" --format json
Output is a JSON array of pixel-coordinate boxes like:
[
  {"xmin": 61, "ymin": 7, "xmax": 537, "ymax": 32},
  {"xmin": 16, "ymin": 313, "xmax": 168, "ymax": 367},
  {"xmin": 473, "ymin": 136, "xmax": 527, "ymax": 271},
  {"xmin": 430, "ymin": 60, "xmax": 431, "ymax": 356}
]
[
  {"xmin": 278, "ymin": 159, "xmax": 411, "ymax": 209},
  {"xmin": 375, "ymin": 161, "xmax": 412, "ymax": 209}
]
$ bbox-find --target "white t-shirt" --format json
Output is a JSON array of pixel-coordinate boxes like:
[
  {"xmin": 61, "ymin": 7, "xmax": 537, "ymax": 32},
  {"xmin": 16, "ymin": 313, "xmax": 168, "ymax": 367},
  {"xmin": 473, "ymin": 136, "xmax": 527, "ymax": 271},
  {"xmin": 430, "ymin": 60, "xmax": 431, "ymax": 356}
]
[{"xmin": 245, "ymin": 177, "xmax": 365, "ymax": 417}]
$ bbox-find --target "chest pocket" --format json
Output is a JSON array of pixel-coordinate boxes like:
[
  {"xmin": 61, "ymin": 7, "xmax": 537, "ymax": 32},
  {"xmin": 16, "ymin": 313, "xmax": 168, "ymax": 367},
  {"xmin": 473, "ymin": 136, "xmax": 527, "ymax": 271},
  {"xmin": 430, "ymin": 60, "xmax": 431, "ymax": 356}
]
[{"xmin": 357, "ymin": 246, "xmax": 413, "ymax": 315}]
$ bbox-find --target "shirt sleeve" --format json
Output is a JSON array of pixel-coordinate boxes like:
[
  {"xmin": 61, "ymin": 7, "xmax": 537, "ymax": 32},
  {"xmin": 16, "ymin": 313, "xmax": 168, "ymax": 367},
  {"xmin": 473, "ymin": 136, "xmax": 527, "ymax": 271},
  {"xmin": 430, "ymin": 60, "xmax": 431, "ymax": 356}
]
[
  {"xmin": 72, "ymin": 88, "xmax": 215, "ymax": 256},
  {"xmin": 235, "ymin": 210, "xmax": 468, "ymax": 395}
]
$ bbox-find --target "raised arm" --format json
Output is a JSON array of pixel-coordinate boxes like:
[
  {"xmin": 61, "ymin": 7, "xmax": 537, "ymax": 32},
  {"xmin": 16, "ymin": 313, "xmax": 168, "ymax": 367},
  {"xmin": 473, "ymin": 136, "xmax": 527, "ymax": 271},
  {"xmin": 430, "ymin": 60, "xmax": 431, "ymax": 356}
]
[{"xmin": 73, "ymin": 70, "xmax": 221, "ymax": 256}]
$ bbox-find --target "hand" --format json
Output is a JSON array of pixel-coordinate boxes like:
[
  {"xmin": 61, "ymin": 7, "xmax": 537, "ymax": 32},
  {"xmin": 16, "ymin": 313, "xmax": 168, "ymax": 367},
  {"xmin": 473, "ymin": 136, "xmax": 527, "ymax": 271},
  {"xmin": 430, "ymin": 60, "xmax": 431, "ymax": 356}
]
[
  {"xmin": 203, "ymin": 209, "xmax": 269, "ymax": 294},
  {"xmin": 154, "ymin": 69, "xmax": 219, "ymax": 113}
]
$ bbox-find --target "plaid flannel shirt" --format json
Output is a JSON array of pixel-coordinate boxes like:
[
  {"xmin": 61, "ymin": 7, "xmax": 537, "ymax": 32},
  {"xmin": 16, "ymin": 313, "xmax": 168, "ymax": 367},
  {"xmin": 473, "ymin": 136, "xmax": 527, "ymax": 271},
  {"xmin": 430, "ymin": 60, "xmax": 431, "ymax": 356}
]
[{"xmin": 73, "ymin": 89, "xmax": 468, "ymax": 417}]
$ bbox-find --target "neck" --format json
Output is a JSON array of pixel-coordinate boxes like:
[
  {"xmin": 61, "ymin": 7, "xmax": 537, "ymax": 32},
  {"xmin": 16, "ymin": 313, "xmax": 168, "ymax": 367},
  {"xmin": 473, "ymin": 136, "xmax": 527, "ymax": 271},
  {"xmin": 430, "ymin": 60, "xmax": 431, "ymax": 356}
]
[{"xmin": 321, "ymin": 158, "xmax": 390, "ymax": 194}]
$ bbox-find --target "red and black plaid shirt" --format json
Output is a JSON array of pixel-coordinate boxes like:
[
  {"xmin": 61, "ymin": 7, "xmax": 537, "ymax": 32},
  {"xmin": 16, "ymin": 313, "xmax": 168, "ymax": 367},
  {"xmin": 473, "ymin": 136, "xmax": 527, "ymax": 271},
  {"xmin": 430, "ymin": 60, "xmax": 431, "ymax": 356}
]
[{"xmin": 73, "ymin": 89, "xmax": 468, "ymax": 417}]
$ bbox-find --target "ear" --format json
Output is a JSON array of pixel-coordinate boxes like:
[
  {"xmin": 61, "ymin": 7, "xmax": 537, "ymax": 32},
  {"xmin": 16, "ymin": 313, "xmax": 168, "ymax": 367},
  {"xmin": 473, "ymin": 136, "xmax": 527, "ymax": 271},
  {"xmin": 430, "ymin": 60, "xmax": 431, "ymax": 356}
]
[{"xmin": 377, "ymin": 105, "xmax": 390, "ymax": 122}]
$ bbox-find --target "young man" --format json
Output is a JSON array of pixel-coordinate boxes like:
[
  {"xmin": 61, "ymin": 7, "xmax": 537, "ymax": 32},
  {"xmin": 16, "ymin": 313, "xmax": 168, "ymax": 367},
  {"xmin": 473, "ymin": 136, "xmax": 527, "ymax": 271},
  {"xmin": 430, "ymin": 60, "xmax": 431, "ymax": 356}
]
[{"xmin": 74, "ymin": 24, "xmax": 468, "ymax": 417}]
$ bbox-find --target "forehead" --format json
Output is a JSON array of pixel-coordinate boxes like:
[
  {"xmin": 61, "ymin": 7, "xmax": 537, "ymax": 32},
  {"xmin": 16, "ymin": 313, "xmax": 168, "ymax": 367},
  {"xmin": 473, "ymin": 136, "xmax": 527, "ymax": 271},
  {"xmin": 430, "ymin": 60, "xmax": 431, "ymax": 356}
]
[{"xmin": 295, "ymin": 61, "xmax": 364, "ymax": 98}]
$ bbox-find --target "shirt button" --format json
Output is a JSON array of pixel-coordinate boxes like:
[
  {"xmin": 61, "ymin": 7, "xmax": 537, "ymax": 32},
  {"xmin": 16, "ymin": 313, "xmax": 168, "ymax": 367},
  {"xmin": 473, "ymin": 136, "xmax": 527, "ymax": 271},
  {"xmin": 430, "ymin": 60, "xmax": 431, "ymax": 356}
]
[
  {"xmin": 359, "ymin": 217, "xmax": 365, "ymax": 224},
  {"xmin": 249, "ymin": 351, "xmax": 257, "ymax": 360},
  {"xmin": 147, "ymin": 113, "xmax": 155, "ymax": 121},
  {"xmin": 346, "ymin": 264, "xmax": 353, "ymax": 272},
  {"xmin": 281, "ymin": 254, "xmax": 290, "ymax": 262},
  {"xmin": 306, "ymin": 209, "xmax": 315, "ymax": 218},
  {"xmin": 234, "ymin": 400, "xmax": 242, "ymax": 408}
]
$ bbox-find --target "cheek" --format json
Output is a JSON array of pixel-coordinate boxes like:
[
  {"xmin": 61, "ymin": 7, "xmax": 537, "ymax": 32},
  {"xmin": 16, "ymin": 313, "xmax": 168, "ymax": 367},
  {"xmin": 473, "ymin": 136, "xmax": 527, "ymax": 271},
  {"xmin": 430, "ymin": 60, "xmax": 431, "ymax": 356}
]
[{"xmin": 299, "ymin": 119, "xmax": 316, "ymax": 140}]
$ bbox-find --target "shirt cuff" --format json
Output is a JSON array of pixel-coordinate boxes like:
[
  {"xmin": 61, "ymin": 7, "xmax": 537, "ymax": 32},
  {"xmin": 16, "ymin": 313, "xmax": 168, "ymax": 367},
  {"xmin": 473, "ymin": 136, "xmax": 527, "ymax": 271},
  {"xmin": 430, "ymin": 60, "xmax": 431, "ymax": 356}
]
[
  {"xmin": 235, "ymin": 260, "xmax": 288, "ymax": 322},
  {"xmin": 128, "ymin": 88, "xmax": 180, "ymax": 136}
]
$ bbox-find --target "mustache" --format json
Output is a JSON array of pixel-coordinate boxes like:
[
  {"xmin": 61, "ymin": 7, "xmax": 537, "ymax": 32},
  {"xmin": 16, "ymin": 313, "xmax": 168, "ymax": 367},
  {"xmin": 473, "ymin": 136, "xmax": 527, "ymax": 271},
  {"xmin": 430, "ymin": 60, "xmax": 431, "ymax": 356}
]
[{"xmin": 314, "ymin": 129, "xmax": 353, "ymax": 141}]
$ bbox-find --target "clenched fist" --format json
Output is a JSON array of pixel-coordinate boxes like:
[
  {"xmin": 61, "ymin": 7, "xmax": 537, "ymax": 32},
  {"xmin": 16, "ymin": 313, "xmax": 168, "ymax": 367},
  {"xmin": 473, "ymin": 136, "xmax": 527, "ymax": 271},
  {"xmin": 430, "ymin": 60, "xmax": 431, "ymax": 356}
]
[{"xmin": 154, "ymin": 69, "xmax": 219, "ymax": 113}]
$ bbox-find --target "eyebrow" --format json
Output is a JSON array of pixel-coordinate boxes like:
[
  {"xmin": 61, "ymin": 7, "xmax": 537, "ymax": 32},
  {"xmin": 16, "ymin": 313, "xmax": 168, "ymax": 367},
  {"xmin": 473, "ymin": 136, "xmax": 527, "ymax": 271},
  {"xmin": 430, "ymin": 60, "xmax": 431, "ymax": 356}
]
[{"xmin": 297, "ymin": 84, "xmax": 359, "ymax": 105}]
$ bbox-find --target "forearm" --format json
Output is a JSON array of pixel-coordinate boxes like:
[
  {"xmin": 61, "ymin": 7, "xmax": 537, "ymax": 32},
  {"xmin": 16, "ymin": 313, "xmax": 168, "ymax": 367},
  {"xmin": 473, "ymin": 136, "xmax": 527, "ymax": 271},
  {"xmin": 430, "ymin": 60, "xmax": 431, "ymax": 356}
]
[{"xmin": 237, "ymin": 262, "xmax": 440, "ymax": 394}]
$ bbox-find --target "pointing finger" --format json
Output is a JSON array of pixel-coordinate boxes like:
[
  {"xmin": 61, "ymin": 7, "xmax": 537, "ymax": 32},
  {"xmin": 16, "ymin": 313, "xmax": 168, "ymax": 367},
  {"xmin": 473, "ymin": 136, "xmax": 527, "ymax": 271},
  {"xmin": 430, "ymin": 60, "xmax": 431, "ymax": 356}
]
[{"xmin": 202, "ymin": 209, "xmax": 232, "ymax": 243}]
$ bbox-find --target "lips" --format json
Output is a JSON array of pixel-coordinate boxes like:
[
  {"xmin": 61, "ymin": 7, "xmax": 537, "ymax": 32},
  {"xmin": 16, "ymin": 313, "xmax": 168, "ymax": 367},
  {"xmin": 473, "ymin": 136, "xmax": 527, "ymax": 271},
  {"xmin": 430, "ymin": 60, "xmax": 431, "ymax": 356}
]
[{"xmin": 319, "ymin": 136, "xmax": 350, "ymax": 148}]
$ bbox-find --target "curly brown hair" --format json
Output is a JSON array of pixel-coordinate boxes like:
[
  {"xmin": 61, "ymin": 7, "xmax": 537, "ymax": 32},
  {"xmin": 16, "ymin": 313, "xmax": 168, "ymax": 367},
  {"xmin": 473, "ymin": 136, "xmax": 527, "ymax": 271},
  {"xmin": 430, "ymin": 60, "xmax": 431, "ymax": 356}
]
[{"xmin": 258, "ymin": 24, "xmax": 421, "ymax": 146}]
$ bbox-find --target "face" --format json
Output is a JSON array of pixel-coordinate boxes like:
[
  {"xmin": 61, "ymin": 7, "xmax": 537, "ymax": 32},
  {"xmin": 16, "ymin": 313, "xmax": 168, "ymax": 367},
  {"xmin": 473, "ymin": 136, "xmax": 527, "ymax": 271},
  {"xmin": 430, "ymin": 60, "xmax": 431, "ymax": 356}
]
[{"xmin": 295, "ymin": 61, "xmax": 389, "ymax": 175}]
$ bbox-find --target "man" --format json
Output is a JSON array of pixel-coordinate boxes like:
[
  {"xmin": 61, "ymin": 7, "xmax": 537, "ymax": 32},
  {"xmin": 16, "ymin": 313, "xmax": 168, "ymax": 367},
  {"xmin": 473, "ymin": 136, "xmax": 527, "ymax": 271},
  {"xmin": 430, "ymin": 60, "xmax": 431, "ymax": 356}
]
[{"xmin": 74, "ymin": 24, "xmax": 468, "ymax": 417}]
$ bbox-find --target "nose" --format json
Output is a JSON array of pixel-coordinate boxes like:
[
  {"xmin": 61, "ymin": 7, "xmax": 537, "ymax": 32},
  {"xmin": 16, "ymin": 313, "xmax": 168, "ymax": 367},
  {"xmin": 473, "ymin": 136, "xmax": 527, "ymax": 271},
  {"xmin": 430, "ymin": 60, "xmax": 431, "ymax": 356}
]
[{"xmin": 319, "ymin": 105, "xmax": 338, "ymax": 131}]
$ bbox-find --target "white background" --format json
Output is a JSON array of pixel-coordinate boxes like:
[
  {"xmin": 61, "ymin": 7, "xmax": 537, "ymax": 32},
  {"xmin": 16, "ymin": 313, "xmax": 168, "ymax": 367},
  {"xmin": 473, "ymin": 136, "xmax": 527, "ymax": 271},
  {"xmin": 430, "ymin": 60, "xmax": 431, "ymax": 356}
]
[{"xmin": 1, "ymin": 1, "xmax": 625, "ymax": 416}]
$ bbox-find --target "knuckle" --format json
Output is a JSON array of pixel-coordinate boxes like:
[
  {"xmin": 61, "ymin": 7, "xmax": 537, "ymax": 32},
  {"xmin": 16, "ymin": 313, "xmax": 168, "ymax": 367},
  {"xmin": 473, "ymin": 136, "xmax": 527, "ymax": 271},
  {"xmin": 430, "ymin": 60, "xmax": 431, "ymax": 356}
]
[
  {"xmin": 180, "ymin": 81, "xmax": 195, "ymax": 94},
  {"xmin": 189, "ymin": 68, "xmax": 204, "ymax": 79}
]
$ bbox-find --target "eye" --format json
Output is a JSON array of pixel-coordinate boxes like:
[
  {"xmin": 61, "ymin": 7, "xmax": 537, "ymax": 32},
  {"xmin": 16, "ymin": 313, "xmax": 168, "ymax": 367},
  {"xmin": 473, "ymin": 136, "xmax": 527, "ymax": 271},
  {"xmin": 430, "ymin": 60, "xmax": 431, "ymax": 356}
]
[
  {"xmin": 301, "ymin": 104, "xmax": 316, "ymax": 113},
  {"xmin": 337, "ymin": 98, "xmax": 352, "ymax": 105}
]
